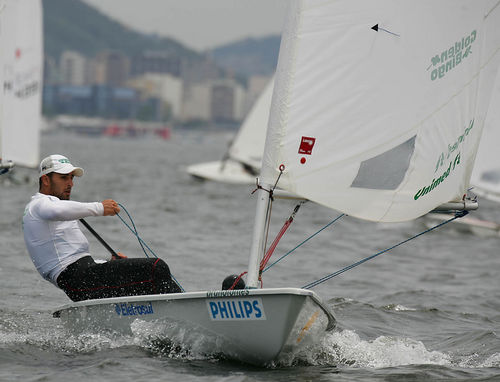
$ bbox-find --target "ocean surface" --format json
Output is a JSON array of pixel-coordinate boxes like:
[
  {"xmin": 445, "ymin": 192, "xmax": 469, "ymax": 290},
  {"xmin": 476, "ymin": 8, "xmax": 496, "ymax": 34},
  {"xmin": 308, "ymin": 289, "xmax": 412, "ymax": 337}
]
[{"xmin": 1, "ymin": 130, "xmax": 499, "ymax": 381}]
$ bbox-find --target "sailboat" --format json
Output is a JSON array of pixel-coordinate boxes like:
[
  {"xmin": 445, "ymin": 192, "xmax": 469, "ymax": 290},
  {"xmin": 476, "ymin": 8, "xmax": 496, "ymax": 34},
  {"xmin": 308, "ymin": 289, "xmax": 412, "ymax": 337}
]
[
  {"xmin": 186, "ymin": 77, "xmax": 273, "ymax": 184},
  {"xmin": 53, "ymin": 1, "xmax": 500, "ymax": 366},
  {"xmin": 470, "ymin": 71, "xmax": 500, "ymax": 202},
  {"xmin": 0, "ymin": 0, "xmax": 43, "ymax": 174}
]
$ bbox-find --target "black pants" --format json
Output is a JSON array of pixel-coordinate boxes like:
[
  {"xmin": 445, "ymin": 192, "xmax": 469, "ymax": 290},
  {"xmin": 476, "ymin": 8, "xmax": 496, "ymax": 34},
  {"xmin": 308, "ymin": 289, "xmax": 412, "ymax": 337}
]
[{"xmin": 57, "ymin": 256, "xmax": 182, "ymax": 302}]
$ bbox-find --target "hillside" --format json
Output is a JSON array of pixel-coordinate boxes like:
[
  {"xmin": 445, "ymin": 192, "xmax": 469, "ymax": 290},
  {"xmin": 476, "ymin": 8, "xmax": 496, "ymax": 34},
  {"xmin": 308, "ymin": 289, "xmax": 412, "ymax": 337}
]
[
  {"xmin": 211, "ymin": 36, "xmax": 281, "ymax": 77},
  {"xmin": 43, "ymin": 0, "xmax": 201, "ymax": 61},
  {"xmin": 43, "ymin": 0, "xmax": 280, "ymax": 78}
]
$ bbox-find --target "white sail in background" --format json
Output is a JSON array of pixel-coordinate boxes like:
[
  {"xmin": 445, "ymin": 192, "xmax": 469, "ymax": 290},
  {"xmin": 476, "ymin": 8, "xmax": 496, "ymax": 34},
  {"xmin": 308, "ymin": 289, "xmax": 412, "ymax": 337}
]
[
  {"xmin": 0, "ymin": 0, "xmax": 43, "ymax": 168},
  {"xmin": 470, "ymin": 72, "xmax": 500, "ymax": 203},
  {"xmin": 229, "ymin": 77, "xmax": 274, "ymax": 171},
  {"xmin": 0, "ymin": 1, "xmax": 4, "ymax": 169},
  {"xmin": 261, "ymin": 0, "xmax": 500, "ymax": 223},
  {"xmin": 186, "ymin": 77, "xmax": 274, "ymax": 184}
]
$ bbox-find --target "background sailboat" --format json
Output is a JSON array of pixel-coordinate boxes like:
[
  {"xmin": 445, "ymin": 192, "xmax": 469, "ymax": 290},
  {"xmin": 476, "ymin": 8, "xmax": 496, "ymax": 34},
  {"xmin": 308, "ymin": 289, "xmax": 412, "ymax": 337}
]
[
  {"xmin": 423, "ymin": 71, "xmax": 500, "ymax": 236},
  {"xmin": 186, "ymin": 77, "xmax": 273, "ymax": 184},
  {"xmin": 54, "ymin": 0, "xmax": 500, "ymax": 366},
  {"xmin": 470, "ymin": 71, "xmax": 500, "ymax": 202},
  {"xmin": 0, "ymin": 0, "xmax": 43, "ymax": 173}
]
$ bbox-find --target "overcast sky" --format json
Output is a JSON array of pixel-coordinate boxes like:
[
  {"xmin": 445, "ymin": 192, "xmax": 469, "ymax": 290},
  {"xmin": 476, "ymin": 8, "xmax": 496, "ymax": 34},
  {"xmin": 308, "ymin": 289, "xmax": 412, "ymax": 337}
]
[{"xmin": 82, "ymin": 0, "xmax": 288, "ymax": 51}]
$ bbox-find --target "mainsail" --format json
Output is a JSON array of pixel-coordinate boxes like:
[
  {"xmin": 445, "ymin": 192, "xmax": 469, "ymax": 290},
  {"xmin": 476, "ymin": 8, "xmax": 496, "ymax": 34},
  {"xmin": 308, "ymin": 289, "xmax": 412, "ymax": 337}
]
[
  {"xmin": 0, "ymin": 0, "xmax": 43, "ymax": 169},
  {"xmin": 260, "ymin": 0, "xmax": 500, "ymax": 223}
]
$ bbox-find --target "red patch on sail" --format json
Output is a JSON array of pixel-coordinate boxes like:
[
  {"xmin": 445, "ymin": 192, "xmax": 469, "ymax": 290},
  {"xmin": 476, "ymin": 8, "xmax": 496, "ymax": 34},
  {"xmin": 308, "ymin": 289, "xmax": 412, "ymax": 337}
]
[{"xmin": 298, "ymin": 136, "xmax": 316, "ymax": 155}]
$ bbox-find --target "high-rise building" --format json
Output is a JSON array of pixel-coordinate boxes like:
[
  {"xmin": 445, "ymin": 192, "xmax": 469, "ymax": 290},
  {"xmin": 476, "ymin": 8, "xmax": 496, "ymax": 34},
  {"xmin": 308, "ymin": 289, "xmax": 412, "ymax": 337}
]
[
  {"xmin": 127, "ymin": 73, "xmax": 183, "ymax": 119},
  {"xmin": 60, "ymin": 51, "xmax": 87, "ymax": 86},
  {"xmin": 43, "ymin": 56, "xmax": 59, "ymax": 85},
  {"xmin": 244, "ymin": 74, "xmax": 272, "ymax": 115},
  {"xmin": 210, "ymin": 79, "xmax": 246, "ymax": 122},
  {"xmin": 181, "ymin": 82, "xmax": 211, "ymax": 122},
  {"xmin": 95, "ymin": 50, "xmax": 130, "ymax": 87},
  {"xmin": 131, "ymin": 51, "xmax": 182, "ymax": 77}
]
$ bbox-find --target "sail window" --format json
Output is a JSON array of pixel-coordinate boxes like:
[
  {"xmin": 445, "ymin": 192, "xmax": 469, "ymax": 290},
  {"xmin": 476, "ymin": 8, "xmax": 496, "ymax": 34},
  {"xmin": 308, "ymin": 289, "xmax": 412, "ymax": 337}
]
[{"xmin": 351, "ymin": 136, "xmax": 416, "ymax": 190}]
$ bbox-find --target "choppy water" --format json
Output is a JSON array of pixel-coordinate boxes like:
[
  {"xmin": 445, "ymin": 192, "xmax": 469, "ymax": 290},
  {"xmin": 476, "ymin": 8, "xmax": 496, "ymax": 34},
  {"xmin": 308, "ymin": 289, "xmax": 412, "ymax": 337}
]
[{"xmin": 1, "ymin": 130, "xmax": 499, "ymax": 381}]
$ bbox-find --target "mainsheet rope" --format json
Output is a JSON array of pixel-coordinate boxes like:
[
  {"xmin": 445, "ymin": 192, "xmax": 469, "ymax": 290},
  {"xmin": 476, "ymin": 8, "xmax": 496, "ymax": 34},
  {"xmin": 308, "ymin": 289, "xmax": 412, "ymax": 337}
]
[
  {"xmin": 302, "ymin": 210, "xmax": 469, "ymax": 289},
  {"xmin": 116, "ymin": 203, "xmax": 154, "ymax": 258},
  {"xmin": 116, "ymin": 203, "xmax": 184, "ymax": 291}
]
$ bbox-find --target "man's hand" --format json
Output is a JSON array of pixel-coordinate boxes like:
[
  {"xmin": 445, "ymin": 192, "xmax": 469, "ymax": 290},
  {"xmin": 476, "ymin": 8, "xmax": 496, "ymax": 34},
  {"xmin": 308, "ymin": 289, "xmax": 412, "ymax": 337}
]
[{"xmin": 102, "ymin": 199, "xmax": 120, "ymax": 216}]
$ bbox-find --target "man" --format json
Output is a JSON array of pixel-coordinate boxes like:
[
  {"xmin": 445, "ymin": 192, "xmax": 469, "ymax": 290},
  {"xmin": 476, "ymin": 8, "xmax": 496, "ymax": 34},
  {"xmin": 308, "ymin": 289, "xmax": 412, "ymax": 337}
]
[{"xmin": 23, "ymin": 154, "xmax": 181, "ymax": 301}]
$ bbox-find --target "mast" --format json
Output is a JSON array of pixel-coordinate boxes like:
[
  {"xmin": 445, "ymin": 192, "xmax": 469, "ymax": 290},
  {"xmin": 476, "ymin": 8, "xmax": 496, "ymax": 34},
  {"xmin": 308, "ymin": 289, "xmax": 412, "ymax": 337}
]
[
  {"xmin": 246, "ymin": 183, "xmax": 272, "ymax": 288},
  {"xmin": 245, "ymin": 5, "xmax": 295, "ymax": 288}
]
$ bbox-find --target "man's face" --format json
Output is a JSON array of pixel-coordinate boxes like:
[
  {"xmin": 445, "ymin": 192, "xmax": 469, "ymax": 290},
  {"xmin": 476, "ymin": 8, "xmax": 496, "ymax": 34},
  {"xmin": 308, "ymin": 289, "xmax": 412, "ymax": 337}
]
[{"xmin": 46, "ymin": 172, "xmax": 75, "ymax": 200}]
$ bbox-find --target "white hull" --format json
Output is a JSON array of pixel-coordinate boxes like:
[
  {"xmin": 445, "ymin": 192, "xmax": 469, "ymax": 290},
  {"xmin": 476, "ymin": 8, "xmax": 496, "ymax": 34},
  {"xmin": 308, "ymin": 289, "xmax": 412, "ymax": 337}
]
[
  {"xmin": 186, "ymin": 160, "xmax": 256, "ymax": 185},
  {"xmin": 53, "ymin": 287, "xmax": 335, "ymax": 366}
]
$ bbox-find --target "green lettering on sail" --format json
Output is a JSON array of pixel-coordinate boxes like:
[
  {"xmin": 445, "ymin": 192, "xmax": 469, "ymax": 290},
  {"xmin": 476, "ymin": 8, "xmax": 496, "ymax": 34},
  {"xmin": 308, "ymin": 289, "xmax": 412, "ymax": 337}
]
[
  {"xmin": 428, "ymin": 31, "xmax": 476, "ymax": 81},
  {"xmin": 414, "ymin": 119, "xmax": 473, "ymax": 200},
  {"xmin": 414, "ymin": 153, "xmax": 461, "ymax": 200},
  {"xmin": 434, "ymin": 120, "xmax": 473, "ymax": 173}
]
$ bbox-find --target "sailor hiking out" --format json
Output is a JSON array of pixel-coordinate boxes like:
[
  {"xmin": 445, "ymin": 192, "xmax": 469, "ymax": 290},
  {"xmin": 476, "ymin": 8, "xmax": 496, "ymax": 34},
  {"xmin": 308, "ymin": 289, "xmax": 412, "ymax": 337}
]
[{"xmin": 22, "ymin": 154, "xmax": 181, "ymax": 301}]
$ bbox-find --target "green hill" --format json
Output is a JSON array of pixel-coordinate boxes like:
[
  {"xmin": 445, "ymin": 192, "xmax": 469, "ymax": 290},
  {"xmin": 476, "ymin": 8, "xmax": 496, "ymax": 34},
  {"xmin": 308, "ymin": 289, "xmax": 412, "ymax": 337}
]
[
  {"xmin": 211, "ymin": 36, "xmax": 280, "ymax": 77},
  {"xmin": 43, "ymin": 0, "xmax": 201, "ymax": 61},
  {"xmin": 43, "ymin": 0, "xmax": 279, "ymax": 79}
]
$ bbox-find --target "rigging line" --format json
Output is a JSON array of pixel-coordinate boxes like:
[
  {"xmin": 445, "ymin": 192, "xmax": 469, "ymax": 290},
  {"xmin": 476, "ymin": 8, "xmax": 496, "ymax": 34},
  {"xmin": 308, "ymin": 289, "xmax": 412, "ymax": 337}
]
[
  {"xmin": 116, "ymin": 203, "xmax": 151, "ymax": 258},
  {"xmin": 258, "ymin": 203, "xmax": 305, "ymax": 284},
  {"xmin": 229, "ymin": 271, "xmax": 247, "ymax": 291},
  {"xmin": 262, "ymin": 213, "xmax": 346, "ymax": 273},
  {"xmin": 272, "ymin": 166, "xmax": 285, "ymax": 192},
  {"xmin": 262, "ymin": 190, "xmax": 274, "ymax": 267},
  {"xmin": 116, "ymin": 203, "xmax": 184, "ymax": 292},
  {"xmin": 302, "ymin": 211, "xmax": 468, "ymax": 290},
  {"xmin": 257, "ymin": 165, "xmax": 285, "ymax": 278},
  {"xmin": 118, "ymin": 202, "xmax": 148, "ymax": 256},
  {"xmin": 259, "ymin": 205, "xmax": 298, "ymax": 272}
]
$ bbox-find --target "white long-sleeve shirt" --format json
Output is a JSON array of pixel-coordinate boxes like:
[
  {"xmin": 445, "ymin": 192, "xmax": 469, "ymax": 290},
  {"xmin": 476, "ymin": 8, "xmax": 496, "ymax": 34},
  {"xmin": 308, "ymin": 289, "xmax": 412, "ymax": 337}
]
[{"xmin": 22, "ymin": 193, "xmax": 104, "ymax": 285}]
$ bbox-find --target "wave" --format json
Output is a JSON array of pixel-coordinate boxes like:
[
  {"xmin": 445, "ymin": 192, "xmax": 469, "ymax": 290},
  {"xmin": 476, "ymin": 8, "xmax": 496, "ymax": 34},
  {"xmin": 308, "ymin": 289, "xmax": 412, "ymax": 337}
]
[
  {"xmin": 1, "ymin": 310, "xmax": 498, "ymax": 370},
  {"xmin": 292, "ymin": 330, "xmax": 451, "ymax": 368}
]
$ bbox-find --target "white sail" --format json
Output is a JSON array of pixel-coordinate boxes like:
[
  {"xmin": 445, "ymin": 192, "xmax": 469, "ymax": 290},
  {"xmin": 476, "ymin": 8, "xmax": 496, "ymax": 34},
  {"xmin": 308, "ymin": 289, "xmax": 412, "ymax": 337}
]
[
  {"xmin": 0, "ymin": 0, "xmax": 43, "ymax": 168},
  {"xmin": 260, "ymin": 0, "xmax": 500, "ymax": 223},
  {"xmin": 229, "ymin": 77, "xmax": 274, "ymax": 171},
  {"xmin": 186, "ymin": 77, "xmax": 274, "ymax": 184},
  {"xmin": 470, "ymin": 71, "xmax": 500, "ymax": 202}
]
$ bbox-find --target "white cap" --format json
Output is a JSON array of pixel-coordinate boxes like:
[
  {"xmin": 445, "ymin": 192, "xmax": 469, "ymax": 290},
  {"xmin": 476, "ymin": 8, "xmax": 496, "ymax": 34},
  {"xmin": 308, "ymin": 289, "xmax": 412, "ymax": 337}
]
[{"xmin": 39, "ymin": 155, "xmax": 84, "ymax": 178}]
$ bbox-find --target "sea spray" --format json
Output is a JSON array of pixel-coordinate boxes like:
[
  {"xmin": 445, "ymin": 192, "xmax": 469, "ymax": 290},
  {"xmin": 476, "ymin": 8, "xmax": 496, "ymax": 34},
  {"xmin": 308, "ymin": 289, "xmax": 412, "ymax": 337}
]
[{"xmin": 289, "ymin": 330, "xmax": 452, "ymax": 368}]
